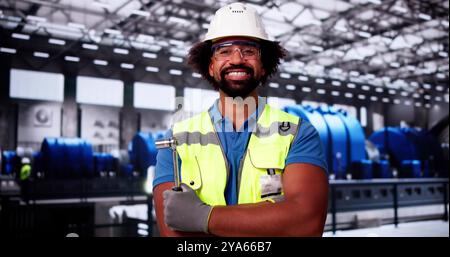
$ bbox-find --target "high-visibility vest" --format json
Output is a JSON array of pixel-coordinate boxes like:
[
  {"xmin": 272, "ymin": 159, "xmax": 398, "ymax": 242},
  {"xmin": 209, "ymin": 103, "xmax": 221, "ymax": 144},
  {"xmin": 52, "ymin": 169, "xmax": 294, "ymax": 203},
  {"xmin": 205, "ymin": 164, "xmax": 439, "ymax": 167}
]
[{"xmin": 173, "ymin": 104, "xmax": 300, "ymax": 206}]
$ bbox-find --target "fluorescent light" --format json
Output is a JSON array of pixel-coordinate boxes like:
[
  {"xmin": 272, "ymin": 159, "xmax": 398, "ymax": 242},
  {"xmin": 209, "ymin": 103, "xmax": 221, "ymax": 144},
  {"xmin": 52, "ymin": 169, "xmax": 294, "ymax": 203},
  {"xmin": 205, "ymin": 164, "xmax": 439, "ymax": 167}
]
[
  {"xmin": 406, "ymin": 65, "xmax": 416, "ymax": 71},
  {"xmin": 382, "ymin": 98, "xmax": 390, "ymax": 103},
  {"xmin": 370, "ymin": 96, "xmax": 378, "ymax": 101},
  {"xmin": 359, "ymin": 94, "xmax": 366, "ymax": 100},
  {"xmin": 131, "ymin": 9, "xmax": 150, "ymax": 17},
  {"xmin": 349, "ymin": 71, "xmax": 360, "ymax": 77},
  {"xmin": 169, "ymin": 56, "xmax": 183, "ymax": 63},
  {"xmin": 358, "ymin": 31, "xmax": 372, "ymax": 38},
  {"xmin": 424, "ymin": 95, "xmax": 431, "ymax": 100},
  {"xmin": 393, "ymin": 6, "xmax": 407, "ymax": 13},
  {"xmin": 82, "ymin": 43, "xmax": 98, "ymax": 50},
  {"xmin": 401, "ymin": 91, "xmax": 408, "ymax": 97},
  {"xmin": 120, "ymin": 63, "xmax": 134, "ymax": 69},
  {"xmin": 413, "ymin": 93, "xmax": 420, "ymax": 98},
  {"xmin": 302, "ymin": 87, "xmax": 311, "ymax": 92},
  {"xmin": 94, "ymin": 59, "xmax": 108, "ymax": 66},
  {"xmin": 418, "ymin": 13, "xmax": 431, "ymax": 21},
  {"xmin": 104, "ymin": 29, "xmax": 121, "ymax": 35},
  {"xmin": 34, "ymin": 51, "xmax": 49, "ymax": 58},
  {"xmin": 388, "ymin": 89, "xmax": 396, "ymax": 95},
  {"xmin": 404, "ymin": 100, "xmax": 411, "ymax": 106},
  {"xmin": 425, "ymin": 103, "xmax": 430, "ymax": 108},
  {"xmin": 316, "ymin": 78, "xmax": 325, "ymax": 84},
  {"xmin": 68, "ymin": 22, "xmax": 86, "ymax": 29},
  {"xmin": 331, "ymin": 91, "xmax": 340, "ymax": 96},
  {"xmin": 169, "ymin": 39, "xmax": 184, "ymax": 46},
  {"xmin": 394, "ymin": 99, "xmax": 401, "ymax": 104},
  {"xmin": 347, "ymin": 83, "xmax": 356, "ymax": 88},
  {"xmin": 345, "ymin": 92, "xmax": 353, "ymax": 98},
  {"xmin": 311, "ymin": 45, "xmax": 324, "ymax": 52},
  {"xmin": 113, "ymin": 48, "xmax": 129, "ymax": 55},
  {"xmin": 415, "ymin": 102, "xmax": 422, "ymax": 107},
  {"xmin": 269, "ymin": 82, "xmax": 279, "ymax": 88},
  {"xmin": 436, "ymin": 85, "xmax": 444, "ymax": 91},
  {"xmin": 280, "ymin": 73, "xmax": 291, "ymax": 79},
  {"xmin": 332, "ymin": 81, "xmax": 341, "ymax": 86},
  {"xmin": 143, "ymin": 52, "xmax": 157, "ymax": 59},
  {"xmin": 26, "ymin": 15, "xmax": 46, "ymax": 23},
  {"xmin": 317, "ymin": 89, "xmax": 326, "ymax": 94},
  {"xmin": 390, "ymin": 62, "xmax": 400, "ymax": 68},
  {"xmin": 435, "ymin": 96, "xmax": 442, "ymax": 102},
  {"xmin": 192, "ymin": 72, "xmax": 202, "ymax": 78},
  {"xmin": 64, "ymin": 56, "xmax": 80, "ymax": 62},
  {"xmin": 0, "ymin": 47, "xmax": 16, "ymax": 54},
  {"xmin": 334, "ymin": 25, "xmax": 347, "ymax": 32},
  {"xmin": 169, "ymin": 69, "xmax": 182, "ymax": 75},
  {"xmin": 168, "ymin": 16, "xmax": 190, "ymax": 26},
  {"xmin": 12, "ymin": 33, "xmax": 30, "ymax": 40},
  {"xmin": 146, "ymin": 66, "xmax": 159, "ymax": 72},
  {"xmin": 286, "ymin": 84, "xmax": 296, "ymax": 91},
  {"xmin": 436, "ymin": 73, "xmax": 446, "ymax": 79},
  {"xmin": 362, "ymin": 85, "xmax": 370, "ymax": 91},
  {"xmin": 49, "ymin": 38, "xmax": 66, "ymax": 45},
  {"xmin": 423, "ymin": 84, "xmax": 431, "ymax": 89},
  {"xmin": 375, "ymin": 87, "xmax": 383, "ymax": 93},
  {"xmin": 298, "ymin": 75, "xmax": 308, "ymax": 81},
  {"xmin": 368, "ymin": 0, "xmax": 381, "ymax": 4}
]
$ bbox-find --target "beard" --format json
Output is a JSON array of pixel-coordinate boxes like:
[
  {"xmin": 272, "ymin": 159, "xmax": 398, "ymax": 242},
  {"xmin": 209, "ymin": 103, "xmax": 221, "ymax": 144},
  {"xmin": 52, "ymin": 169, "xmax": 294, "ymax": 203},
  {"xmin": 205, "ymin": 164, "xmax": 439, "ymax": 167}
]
[{"xmin": 213, "ymin": 65, "xmax": 261, "ymax": 98}]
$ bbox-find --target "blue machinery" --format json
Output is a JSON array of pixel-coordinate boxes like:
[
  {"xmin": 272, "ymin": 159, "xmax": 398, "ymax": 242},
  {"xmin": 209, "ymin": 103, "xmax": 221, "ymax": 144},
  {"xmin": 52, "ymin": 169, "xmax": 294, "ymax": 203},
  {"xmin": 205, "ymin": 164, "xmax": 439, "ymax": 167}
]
[{"xmin": 284, "ymin": 105, "xmax": 448, "ymax": 179}]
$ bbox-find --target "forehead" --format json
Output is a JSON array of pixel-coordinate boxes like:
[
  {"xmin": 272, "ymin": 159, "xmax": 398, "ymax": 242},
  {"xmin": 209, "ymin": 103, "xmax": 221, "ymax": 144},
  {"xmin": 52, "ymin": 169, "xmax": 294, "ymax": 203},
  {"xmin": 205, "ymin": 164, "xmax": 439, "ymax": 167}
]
[{"xmin": 212, "ymin": 36, "xmax": 259, "ymax": 46}]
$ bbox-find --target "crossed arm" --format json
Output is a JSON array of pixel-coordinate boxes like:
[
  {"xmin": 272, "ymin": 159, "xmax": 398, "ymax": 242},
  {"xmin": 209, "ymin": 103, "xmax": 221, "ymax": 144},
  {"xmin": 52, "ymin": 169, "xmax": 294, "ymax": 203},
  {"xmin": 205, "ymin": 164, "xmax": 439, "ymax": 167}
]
[{"xmin": 153, "ymin": 163, "xmax": 329, "ymax": 237}]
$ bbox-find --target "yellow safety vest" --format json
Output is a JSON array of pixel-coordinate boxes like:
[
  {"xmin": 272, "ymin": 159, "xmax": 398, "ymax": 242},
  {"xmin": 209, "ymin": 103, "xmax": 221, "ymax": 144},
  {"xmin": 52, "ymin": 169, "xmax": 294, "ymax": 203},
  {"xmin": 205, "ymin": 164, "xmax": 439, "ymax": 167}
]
[{"xmin": 173, "ymin": 104, "xmax": 300, "ymax": 206}]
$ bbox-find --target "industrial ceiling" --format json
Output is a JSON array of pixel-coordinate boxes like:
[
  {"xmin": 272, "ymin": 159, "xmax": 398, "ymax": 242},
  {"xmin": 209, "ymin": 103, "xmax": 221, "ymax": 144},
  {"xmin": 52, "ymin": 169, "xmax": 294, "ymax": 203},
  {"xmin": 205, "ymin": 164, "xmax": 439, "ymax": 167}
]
[{"xmin": 0, "ymin": 0, "xmax": 448, "ymax": 106}]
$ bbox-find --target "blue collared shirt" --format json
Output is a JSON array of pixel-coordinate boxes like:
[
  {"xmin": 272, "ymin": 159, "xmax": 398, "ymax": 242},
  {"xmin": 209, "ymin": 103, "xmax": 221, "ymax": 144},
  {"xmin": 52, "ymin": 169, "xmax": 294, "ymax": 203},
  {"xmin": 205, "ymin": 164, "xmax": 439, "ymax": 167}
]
[{"xmin": 154, "ymin": 98, "xmax": 327, "ymax": 205}]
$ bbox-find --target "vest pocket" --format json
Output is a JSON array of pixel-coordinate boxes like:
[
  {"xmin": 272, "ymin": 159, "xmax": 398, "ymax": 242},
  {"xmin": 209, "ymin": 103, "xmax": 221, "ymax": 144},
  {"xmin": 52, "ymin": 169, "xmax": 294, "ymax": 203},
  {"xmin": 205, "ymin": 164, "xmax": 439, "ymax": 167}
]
[
  {"xmin": 248, "ymin": 145, "xmax": 287, "ymax": 170},
  {"xmin": 180, "ymin": 156, "xmax": 202, "ymax": 190}
]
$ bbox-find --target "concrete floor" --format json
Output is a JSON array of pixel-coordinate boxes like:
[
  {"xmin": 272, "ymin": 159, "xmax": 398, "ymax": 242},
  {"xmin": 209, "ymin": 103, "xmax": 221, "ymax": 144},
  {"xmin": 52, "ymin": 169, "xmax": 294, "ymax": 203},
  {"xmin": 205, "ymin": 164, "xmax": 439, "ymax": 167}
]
[{"xmin": 323, "ymin": 220, "xmax": 449, "ymax": 237}]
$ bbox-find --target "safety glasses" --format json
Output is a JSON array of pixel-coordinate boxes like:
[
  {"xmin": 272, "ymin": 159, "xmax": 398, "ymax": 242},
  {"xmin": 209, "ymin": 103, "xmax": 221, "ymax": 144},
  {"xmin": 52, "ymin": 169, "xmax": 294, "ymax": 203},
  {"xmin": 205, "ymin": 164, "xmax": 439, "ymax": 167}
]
[{"xmin": 211, "ymin": 40, "xmax": 261, "ymax": 61}]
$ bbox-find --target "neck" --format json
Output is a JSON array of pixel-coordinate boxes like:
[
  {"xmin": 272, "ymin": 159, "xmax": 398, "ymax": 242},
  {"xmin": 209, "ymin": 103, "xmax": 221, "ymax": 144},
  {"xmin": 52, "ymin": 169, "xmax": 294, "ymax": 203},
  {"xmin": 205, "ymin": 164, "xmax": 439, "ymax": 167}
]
[{"xmin": 219, "ymin": 90, "xmax": 258, "ymax": 130}]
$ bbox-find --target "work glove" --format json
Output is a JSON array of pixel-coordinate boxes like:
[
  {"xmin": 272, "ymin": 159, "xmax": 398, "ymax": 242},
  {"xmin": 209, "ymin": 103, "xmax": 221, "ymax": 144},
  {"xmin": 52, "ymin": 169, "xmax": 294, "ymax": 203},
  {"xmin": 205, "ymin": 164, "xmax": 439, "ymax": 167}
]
[{"xmin": 163, "ymin": 183, "xmax": 213, "ymax": 233}]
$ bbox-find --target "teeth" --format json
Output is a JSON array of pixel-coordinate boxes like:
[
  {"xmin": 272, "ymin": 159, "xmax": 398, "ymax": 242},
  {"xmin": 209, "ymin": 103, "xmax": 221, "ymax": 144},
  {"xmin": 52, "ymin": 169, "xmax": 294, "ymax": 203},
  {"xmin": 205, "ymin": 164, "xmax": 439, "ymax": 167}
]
[{"xmin": 228, "ymin": 71, "xmax": 247, "ymax": 76}]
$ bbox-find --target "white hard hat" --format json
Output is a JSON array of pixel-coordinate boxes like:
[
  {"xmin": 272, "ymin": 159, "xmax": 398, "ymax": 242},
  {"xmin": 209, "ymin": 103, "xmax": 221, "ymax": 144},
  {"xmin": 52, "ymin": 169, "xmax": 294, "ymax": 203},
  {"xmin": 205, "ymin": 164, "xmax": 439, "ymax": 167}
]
[{"xmin": 203, "ymin": 2, "xmax": 269, "ymax": 42}]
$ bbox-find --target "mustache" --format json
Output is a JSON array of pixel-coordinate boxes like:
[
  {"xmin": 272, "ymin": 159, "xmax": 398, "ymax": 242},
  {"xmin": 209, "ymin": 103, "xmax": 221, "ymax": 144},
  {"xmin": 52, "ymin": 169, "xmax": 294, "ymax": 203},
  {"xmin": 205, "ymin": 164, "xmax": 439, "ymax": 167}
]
[{"xmin": 220, "ymin": 65, "xmax": 254, "ymax": 78}]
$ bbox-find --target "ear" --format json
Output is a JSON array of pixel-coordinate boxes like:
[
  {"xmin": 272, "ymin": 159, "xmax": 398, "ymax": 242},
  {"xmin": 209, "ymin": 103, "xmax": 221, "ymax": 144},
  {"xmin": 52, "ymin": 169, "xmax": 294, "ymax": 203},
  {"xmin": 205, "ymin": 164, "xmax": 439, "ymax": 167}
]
[{"xmin": 208, "ymin": 61, "xmax": 214, "ymax": 77}]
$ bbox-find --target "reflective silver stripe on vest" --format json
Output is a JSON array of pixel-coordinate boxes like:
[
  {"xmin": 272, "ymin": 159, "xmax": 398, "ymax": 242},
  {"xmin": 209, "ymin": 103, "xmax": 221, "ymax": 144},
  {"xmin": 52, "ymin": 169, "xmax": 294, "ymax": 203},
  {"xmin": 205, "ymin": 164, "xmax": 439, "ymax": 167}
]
[
  {"xmin": 255, "ymin": 121, "xmax": 298, "ymax": 138},
  {"xmin": 174, "ymin": 131, "xmax": 220, "ymax": 146}
]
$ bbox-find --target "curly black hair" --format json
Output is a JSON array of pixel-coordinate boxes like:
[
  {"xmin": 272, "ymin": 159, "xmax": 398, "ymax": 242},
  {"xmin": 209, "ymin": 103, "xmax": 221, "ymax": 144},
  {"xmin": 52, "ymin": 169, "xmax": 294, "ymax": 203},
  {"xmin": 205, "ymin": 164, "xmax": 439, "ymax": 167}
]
[{"xmin": 187, "ymin": 40, "xmax": 287, "ymax": 89}]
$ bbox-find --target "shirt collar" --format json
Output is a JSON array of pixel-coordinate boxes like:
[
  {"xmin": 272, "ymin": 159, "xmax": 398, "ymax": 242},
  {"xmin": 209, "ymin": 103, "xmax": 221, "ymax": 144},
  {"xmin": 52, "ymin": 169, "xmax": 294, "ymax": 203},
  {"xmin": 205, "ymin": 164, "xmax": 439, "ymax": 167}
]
[{"xmin": 209, "ymin": 96, "xmax": 266, "ymax": 128}]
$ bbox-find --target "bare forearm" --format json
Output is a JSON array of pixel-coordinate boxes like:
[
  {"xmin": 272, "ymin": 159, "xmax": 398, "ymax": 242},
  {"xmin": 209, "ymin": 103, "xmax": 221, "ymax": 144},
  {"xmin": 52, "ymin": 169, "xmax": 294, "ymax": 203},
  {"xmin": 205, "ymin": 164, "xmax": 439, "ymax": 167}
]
[{"xmin": 208, "ymin": 200, "xmax": 325, "ymax": 237}]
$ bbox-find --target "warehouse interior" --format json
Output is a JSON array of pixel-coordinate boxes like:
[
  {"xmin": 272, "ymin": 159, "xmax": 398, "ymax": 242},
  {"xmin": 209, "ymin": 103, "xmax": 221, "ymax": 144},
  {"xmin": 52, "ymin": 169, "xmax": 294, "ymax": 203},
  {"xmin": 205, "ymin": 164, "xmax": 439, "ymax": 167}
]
[{"xmin": 0, "ymin": 0, "xmax": 448, "ymax": 237}]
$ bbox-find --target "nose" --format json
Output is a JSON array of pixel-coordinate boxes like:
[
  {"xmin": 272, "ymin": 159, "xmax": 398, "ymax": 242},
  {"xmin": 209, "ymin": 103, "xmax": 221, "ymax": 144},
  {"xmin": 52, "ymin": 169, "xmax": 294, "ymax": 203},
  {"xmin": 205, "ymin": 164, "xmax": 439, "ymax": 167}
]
[{"xmin": 229, "ymin": 48, "xmax": 245, "ymax": 64}]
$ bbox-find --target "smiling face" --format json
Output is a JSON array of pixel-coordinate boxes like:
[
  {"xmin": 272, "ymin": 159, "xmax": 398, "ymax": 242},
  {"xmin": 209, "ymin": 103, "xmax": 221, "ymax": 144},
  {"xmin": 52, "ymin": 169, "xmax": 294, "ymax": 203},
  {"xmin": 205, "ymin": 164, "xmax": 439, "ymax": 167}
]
[{"xmin": 208, "ymin": 37, "xmax": 266, "ymax": 98}]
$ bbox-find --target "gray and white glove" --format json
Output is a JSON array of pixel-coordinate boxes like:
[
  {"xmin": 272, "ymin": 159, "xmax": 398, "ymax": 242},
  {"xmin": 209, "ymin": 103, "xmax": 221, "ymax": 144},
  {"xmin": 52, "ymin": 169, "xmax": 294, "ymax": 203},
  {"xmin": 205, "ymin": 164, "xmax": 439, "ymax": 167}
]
[{"xmin": 163, "ymin": 183, "xmax": 213, "ymax": 233}]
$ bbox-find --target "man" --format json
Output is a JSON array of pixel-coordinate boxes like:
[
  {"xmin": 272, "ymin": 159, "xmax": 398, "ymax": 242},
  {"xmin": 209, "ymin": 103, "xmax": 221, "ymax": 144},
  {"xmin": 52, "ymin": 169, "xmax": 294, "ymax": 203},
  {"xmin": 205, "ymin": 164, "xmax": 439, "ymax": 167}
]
[{"xmin": 153, "ymin": 2, "xmax": 328, "ymax": 237}]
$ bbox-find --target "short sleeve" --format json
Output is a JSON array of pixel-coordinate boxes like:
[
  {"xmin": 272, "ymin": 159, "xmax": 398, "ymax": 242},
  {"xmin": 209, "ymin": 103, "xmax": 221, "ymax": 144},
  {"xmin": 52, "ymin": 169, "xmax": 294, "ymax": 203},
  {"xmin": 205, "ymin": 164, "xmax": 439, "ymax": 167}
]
[{"xmin": 285, "ymin": 120, "xmax": 328, "ymax": 173}]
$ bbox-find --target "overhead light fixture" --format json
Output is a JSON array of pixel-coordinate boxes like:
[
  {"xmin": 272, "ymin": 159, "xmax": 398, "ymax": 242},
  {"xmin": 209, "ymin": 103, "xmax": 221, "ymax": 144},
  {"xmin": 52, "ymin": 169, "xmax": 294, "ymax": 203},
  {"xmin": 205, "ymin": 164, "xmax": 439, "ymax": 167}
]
[
  {"xmin": 368, "ymin": 0, "xmax": 381, "ymax": 4},
  {"xmin": 406, "ymin": 65, "xmax": 416, "ymax": 71},
  {"xmin": 331, "ymin": 91, "xmax": 340, "ymax": 96},
  {"xmin": 316, "ymin": 78, "xmax": 325, "ymax": 84},
  {"xmin": 370, "ymin": 96, "xmax": 378, "ymax": 101},
  {"xmin": 424, "ymin": 95, "xmax": 431, "ymax": 100},
  {"xmin": 280, "ymin": 73, "xmax": 291, "ymax": 79},
  {"xmin": 394, "ymin": 99, "xmax": 401, "ymax": 104},
  {"xmin": 375, "ymin": 87, "xmax": 383, "ymax": 93},
  {"xmin": 413, "ymin": 93, "xmax": 420, "ymax": 98},
  {"xmin": 415, "ymin": 102, "xmax": 422, "ymax": 107},
  {"xmin": 269, "ymin": 82, "xmax": 279, "ymax": 88},
  {"xmin": 113, "ymin": 48, "xmax": 129, "ymax": 55},
  {"xmin": 82, "ymin": 43, "xmax": 98, "ymax": 50},
  {"xmin": 345, "ymin": 92, "xmax": 353, "ymax": 98},
  {"xmin": 436, "ymin": 73, "xmax": 446, "ymax": 79},
  {"xmin": 11, "ymin": 33, "xmax": 30, "ymax": 40},
  {"xmin": 401, "ymin": 91, "xmax": 408, "ymax": 97},
  {"xmin": 393, "ymin": 6, "xmax": 407, "ymax": 13},
  {"xmin": 64, "ymin": 56, "xmax": 80, "ymax": 62},
  {"xmin": 358, "ymin": 94, "xmax": 366, "ymax": 100},
  {"xmin": 169, "ymin": 69, "xmax": 182, "ymax": 76},
  {"xmin": 49, "ymin": 38, "xmax": 66, "ymax": 45},
  {"xmin": 34, "ymin": 51, "xmax": 49, "ymax": 58},
  {"xmin": 298, "ymin": 75, "xmax": 309, "ymax": 81},
  {"xmin": 104, "ymin": 29, "xmax": 122, "ymax": 36},
  {"xmin": 146, "ymin": 66, "xmax": 159, "ymax": 72},
  {"xmin": 437, "ymin": 51, "xmax": 448, "ymax": 58},
  {"xmin": 286, "ymin": 85, "xmax": 296, "ymax": 91},
  {"xmin": 131, "ymin": 9, "xmax": 150, "ymax": 17},
  {"xmin": 311, "ymin": 45, "xmax": 324, "ymax": 52},
  {"xmin": 143, "ymin": 52, "xmax": 157, "ymax": 59},
  {"xmin": 302, "ymin": 87, "xmax": 311, "ymax": 92},
  {"xmin": 169, "ymin": 39, "xmax": 184, "ymax": 46},
  {"xmin": 68, "ymin": 22, "xmax": 86, "ymax": 30},
  {"xmin": 362, "ymin": 85, "xmax": 370, "ymax": 91},
  {"xmin": 349, "ymin": 71, "xmax": 360, "ymax": 77},
  {"xmin": 382, "ymin": 98, "xmax": 390, "ymax": 103},
  {"xmin": 0, "ymin": 47, "xmax": 16, "ymax": 54},
  {"xmin": 390, "ymin": 62, "xmax": 400, "ymax": 68},
  {"xmin": 93, "ymin": 59, "xmax": 108, "ymax": 66},
  {"xmin": 334, "ymin": 50, "xmax": 345, "ymax": 57},
  {"xmin": 334, "ymin": 25, "xmax": 347, "ymax": 32},
  {"xmin": 121, "ymin": 63, "xmax": 134, "ymax": 69},
  {"xmin": 168, "ymin": 16, "xmax": 190, "ymax": 26},
  {"xmin": 436, "ymin": 85, "xmax": 444, "ymax": 91},
  {"xmin": 423, "ymin": 84, "xmax": 431, "ymax": 89},
  {"xmin": 332, "ymin": 81, "xmax": 341, "ymax": 86},
  {"xmin": 26, "ymin": 15, "xmax": 47, "ymax": 23},
  {"xmin": 192, "ymin": 72, "xmax": 202, "ymax": 78},
  {"xmin": 388, "ymin": 89, "xmax": 396, "ymax": 95},
  {"xmin": 169, "ymin": 56, "xmax": 183, "ymax": 63},
  {"xmin": 317, "ymin": 89, "xmax": 326, "ymax": 94},
  {"xmin": 347, "ymin": 83, "xmax": 356, "ymax": 88},
  {"xmin": 425, "ymin": 103, "xmax": 431, "ymax": 108},
  {"xmin": 357, "ymin": 31, "xmax": 372, "ymax": 38},
  {"xmin": 418, "ymin": 13, "xmax": 431, "ymax": 21},
  {"xmin": 435, "ymin": 96, "xmax": 442, "ymax": 102}
]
